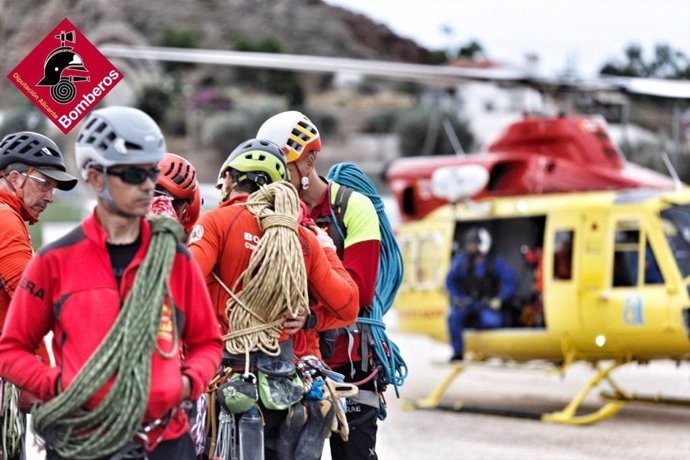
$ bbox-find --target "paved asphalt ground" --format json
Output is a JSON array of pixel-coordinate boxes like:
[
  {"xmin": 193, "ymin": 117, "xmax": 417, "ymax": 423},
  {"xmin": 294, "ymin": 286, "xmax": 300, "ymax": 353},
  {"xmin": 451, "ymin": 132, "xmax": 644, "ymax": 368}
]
[
  {"xmin": 27, "ymin": 326, "xmax": 690, "ymax": 459},
  {"xmin": 371, "ymin": 331, "xmax": 690, "ymax": 460}
]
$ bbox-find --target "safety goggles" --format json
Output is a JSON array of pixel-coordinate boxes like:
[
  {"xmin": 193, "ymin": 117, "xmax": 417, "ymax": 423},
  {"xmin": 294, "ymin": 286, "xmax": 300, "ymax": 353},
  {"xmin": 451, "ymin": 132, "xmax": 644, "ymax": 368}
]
[
  {"xmin": 22, "ymin": 173, "xmax": 56, "ymax": 194},
  {"xmin": 107, "ymin": 166, "xmax": 161, "ymax": 185}
]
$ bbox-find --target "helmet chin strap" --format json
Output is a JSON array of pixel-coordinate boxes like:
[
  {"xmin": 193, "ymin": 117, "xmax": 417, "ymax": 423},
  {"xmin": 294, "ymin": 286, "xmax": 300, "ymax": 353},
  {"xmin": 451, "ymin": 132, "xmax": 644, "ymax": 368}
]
[
  {"xmin": 220, "ymin": 184, "xmax": 233, "ymax": 203},
  {"xmin": 220, "ymin": 172, "xmax": 241, "ymax": 203},
  {"xmin": 98, "ymin": 169, "xmax": 141, "ymax": 219}
]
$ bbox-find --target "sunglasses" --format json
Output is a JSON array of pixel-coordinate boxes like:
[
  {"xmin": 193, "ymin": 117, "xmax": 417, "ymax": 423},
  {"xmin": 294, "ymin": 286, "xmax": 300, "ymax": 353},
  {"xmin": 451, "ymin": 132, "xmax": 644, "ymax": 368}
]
[
  {"xmin": 22, "ymin": 173, "xmax": 56, "ymax": 194},
  {"xmin": 107, "ymin": 167, "xmax": 161, "ymax": 185}
]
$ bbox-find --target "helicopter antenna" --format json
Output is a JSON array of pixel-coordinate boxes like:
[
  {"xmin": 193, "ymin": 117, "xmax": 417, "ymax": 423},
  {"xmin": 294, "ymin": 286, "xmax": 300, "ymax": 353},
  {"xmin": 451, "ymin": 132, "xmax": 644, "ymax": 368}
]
[
  {"xmin": 661, "ymin": 150, "xmax": 683, "ymax": 190},
  {"xmin": 421, "ymin": 107, "xmax": 441, "ymax": 156},
  {"xmin": 442, "ymin": 117, "xmax": 465, "ymax": 155}
]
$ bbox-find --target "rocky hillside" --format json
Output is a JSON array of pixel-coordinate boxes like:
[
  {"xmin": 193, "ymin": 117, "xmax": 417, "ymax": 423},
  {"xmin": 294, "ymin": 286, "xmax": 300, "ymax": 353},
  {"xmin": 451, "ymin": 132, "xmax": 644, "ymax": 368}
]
[
  {"xmin": 0, "ymin": 0, "xmax": 434, "ymax": 181},
  {"xmin": 0, "ymin": 0, "xmax": 431, "ymax": 103}
]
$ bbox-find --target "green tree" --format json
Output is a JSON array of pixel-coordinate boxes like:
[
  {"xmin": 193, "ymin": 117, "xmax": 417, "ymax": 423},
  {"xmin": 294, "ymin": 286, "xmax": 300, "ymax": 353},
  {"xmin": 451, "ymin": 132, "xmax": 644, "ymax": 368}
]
[
  {"xmin": 231, "ymin": 36, "xmax": 305, "ymax": 106},
  {"xmin": 457, "ymin": 40, "xmax": 485, "ymax": 60},
  {"xmin": 599, "ymin": 42, "xmax": 690, "ymax": 79},
  {"xmin": 203, "ymin": 112, "xmax": 253, "ymax": 162},
  {"xmin": 0, "ymin": 103, "xmax": 46, "ymax": 134},
  {"xmin": 159, "ymin": 27, "xmax": 200, "ymax": 73},
  {"xmin": 426, "ymin": 50, "xmax": 449, "ymax": 65},
  {"xmin": 363, "ymin": 110, "xmax": 401, "ymax": 134},
  {"xmin": 395, "ymin": 108, "xmax": 474, "ymax": 157},
  {"xmin": 135, "ymin": 83, "xmax": 175, "ymax": 125}
]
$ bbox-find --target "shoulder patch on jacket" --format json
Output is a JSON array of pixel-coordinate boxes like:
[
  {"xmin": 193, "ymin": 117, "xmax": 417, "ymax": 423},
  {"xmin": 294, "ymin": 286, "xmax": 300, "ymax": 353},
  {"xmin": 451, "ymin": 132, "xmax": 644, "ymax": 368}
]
[
  {"xmin": 39, "ymin": 225, "xmax": 85, "ymax": 255},
  {"xmin": 188, "ymin": 224, "xmax": 203, "ymax": 244}
]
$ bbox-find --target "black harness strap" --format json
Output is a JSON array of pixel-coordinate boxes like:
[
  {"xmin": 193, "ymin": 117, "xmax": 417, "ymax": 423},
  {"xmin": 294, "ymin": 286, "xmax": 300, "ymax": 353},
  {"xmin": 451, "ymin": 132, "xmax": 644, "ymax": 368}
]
[
  {"xmin": 458, "ymin": 255, "xmax": 499, "ymax": 302},
  {"xmin": 314, "ymin": 184, "xmax": 353, "ymax": 258}
]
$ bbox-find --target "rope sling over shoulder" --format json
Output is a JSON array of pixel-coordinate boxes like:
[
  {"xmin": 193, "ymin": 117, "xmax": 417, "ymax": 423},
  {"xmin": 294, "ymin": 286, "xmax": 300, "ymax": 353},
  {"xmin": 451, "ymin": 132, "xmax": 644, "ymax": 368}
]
[
  {"xmin": 31, "ymin": 216, "xmax": 184, "ymax": 459},
  {"xmin": 216, "ymin": 182, "xmax": 309, "ymax": 365}
]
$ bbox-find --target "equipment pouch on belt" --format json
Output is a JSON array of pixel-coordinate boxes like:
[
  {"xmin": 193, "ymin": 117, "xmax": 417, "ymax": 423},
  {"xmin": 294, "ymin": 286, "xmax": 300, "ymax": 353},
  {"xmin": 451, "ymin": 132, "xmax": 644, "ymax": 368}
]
[
  {"xmin": 257, "ymin": 356, "xmax": 304, "ymax": 411},
  {"xmin": 318, "ymin": 329, "xmax": 338, "ymax": 360},
  {"xmin": 217, "ymin": 373, "xmax": 257, "ymax": 414}
]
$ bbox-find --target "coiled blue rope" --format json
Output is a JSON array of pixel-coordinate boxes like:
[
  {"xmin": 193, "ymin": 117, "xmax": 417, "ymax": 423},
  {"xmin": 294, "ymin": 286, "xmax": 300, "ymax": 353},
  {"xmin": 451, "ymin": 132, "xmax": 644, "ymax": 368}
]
[{"xmin": 327, "ymin": 162, "xmax": 408, "ymax": 399}]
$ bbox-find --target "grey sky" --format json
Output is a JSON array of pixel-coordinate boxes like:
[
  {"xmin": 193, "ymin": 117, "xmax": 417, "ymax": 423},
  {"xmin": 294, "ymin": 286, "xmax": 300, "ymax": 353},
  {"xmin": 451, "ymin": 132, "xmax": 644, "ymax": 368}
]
[{"xmin": 324, "ymin": 0, "xmax": 690, "ymax": 78}]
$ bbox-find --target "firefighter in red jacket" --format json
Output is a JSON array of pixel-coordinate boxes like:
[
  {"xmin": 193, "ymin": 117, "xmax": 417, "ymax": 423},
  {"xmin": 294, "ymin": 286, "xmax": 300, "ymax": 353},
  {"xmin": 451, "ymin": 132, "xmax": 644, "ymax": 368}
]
[
  {"xmin": 0, "ymin": 131, "xmax": 78, "ymax": 460},
  {"xmin": 258, "ymin": 111, "xmax": 382, "ymax": 460},
  {"xmin": 0, "ymin": 131, "xmax": 78, "ymax": 355},
  {"xmin": 149, "ymin": 152, "xmax": 203, "ymax": 240},
  {"xmin": 0, "ymin": 107, "xmax": 222, "ymax": 460}
]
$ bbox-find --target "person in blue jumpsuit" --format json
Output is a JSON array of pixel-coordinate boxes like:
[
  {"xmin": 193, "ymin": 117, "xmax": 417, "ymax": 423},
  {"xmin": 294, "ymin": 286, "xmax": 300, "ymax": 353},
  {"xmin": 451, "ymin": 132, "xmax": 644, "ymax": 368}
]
[{"xmin": 445, "ymin": 227, "xmax": 517, "ymax": 361}]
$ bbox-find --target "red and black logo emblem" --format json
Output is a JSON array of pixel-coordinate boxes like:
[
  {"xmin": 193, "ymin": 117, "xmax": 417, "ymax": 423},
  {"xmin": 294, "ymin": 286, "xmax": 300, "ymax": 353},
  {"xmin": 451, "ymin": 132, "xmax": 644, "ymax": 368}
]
[
  {"xmin": 7, "ymin": 18, "xmax": 123, "ymax": 134},
  {"xmin": 36, "ymin": 29, "xmax": 90, "ymax": 104}
]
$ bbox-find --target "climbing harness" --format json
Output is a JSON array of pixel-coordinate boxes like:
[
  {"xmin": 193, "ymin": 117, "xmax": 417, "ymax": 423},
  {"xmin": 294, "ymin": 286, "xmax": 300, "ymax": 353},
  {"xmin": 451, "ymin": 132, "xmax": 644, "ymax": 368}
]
[
  {"xmin": 214, "ymin": 410, "xmax": 238, "ymax": 460},
  {"xmin": 205, "ymin": 367, "xmax": 233, "ymax": 457},
  {"xmin": 2, "ymin": 381, "xmax": 23, "ymax": 458},
  {"xmin": 189, "ymin": 394, "xmax": 208, "ymax": 456},
  {"xmin": 327, "ymin": 163, "xmax": 408, "ymax": 400},
  {"xmin": 297, "ymin": 356, "xmax": 357, "ymax": 437},
  {"xmin": 31, "ymin": 216, "xmax": 184, "ymax": 459},
  {"xmin": 210, "ymin": 182, "xmax": 310, "ymax": 459}
]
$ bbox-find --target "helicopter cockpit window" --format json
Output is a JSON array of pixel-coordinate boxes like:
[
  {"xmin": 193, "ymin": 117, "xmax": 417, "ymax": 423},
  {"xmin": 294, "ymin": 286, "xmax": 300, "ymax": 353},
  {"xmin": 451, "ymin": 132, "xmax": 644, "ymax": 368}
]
[
  {"xmin": 553, "ymin": 230, "xmax": 573, "ymax": 280},
  {"xmin": 612, "ymin": 222, "xmax": 640, "ymax": 287},
  {"xmin": 644, "ymin": 242, "xmax": 663, "ymax": 285},
  {"xmin": 660, "ymin": 206, "xmax": 690, "ymax": 279}
]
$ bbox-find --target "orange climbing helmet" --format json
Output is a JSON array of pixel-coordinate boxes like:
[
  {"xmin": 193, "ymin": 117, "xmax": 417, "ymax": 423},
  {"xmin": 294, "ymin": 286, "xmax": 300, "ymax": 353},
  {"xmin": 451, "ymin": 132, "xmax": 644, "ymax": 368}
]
[{"xmin": 156, "ymin": 153, "xmax": 201, "ymax": 233}]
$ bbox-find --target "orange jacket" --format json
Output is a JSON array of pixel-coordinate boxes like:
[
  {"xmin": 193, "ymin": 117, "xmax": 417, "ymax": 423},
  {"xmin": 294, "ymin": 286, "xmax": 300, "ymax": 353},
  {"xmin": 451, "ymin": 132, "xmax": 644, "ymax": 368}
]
[
  {"xmin": 189, "ymin": 194, "xmax": 359, "ymax": 338},
  {"xmin": 0, "ymin": 190, "xmax": 49, "ymax": 363}
]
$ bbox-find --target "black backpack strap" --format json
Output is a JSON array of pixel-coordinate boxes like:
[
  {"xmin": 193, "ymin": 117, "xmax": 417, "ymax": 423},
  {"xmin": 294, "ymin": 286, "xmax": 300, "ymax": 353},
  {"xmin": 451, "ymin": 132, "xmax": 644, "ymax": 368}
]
[
  {"xmin": 317, "ymin": 184, "xmax": 357, "ymax": 361},
  {"xmin": 323, "ymin": 184, "xmax": 353, "ymax": 256}
]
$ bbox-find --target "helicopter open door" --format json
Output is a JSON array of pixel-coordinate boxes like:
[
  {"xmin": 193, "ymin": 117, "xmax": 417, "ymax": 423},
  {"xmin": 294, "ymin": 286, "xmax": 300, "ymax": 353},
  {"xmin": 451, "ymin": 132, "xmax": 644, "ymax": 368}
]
[{"xmin": 451, "ymin": 215, "xmax": 546, "ymax": 328}]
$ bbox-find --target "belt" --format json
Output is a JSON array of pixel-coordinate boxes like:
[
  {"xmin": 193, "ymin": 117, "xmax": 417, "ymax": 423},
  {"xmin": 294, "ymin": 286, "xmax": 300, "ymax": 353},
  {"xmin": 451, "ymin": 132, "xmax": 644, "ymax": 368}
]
[
  {"xmin": 221, "ymin": 339, "xmax": 294, "ymax": 370},
  {"xmin": 107, "ymin": 441, "xmax": 147, "ymax": 460},
  {"xmin": 134, "ymin": 403, "xmax": 183, "ymax": 451},
  {"xmin": 349, "ymin": 389, "xmax": 380, "ymax": 409}
]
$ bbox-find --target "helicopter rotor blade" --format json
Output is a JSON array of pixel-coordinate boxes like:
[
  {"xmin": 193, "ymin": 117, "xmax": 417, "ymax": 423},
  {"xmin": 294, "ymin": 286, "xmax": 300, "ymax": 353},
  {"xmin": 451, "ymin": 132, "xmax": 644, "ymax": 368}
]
[{"xmin": 100, "ymin": 45, "xmax": 690, "ymax": 100}]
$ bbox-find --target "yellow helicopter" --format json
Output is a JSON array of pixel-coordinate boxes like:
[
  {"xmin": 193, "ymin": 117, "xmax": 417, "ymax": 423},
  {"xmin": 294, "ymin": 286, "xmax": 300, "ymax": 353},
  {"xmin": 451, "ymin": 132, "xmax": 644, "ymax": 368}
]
[
  {"xmin": 395, "ymin": 163, "xmax": 690, "ymax": 424},
  {"xmin": 96, "ymin": 43, "xmax": 690, "ymax": 424}
]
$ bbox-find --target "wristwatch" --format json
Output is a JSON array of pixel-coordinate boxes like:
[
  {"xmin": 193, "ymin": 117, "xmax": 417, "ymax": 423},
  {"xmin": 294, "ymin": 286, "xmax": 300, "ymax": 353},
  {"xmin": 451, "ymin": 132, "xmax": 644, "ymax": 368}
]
[{"xmin": 304, "ymin": 312, "xmax": 318, "ymax": 331}]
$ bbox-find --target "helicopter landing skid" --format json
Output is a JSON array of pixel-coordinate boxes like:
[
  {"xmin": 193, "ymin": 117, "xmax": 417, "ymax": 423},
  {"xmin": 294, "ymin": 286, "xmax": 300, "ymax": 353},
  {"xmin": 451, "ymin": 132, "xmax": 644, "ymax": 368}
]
[
  {"xmin": 402, "ymin": 361, "xmax": 629, "ymax": 425},
  {"xmin": 415, "ymin": 403, "xmax": 544, "ymax": 420},
  {"xmin": 598, "ymin": 371, "xmax": 690, "ymax": 408}
]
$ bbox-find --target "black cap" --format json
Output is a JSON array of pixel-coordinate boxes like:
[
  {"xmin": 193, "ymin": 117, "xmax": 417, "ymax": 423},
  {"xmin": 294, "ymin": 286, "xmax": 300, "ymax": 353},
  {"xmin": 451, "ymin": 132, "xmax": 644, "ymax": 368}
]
[
  {"xmin": 33, "ymin": 166, "xmax": 78, "ymax": 191},
  {"xmin": 0, "ymin": 131, "xmax": 78, "ymax": 191}
]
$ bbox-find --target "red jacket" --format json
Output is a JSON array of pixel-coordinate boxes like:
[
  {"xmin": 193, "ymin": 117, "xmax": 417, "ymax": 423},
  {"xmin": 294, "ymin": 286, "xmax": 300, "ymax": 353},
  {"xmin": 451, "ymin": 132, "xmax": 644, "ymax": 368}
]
[
  {"xmin": 0, "ymin": 211, "xmax": 222, "ymax": 447},
  {"xmin": 0, "ymin": 190, "xmax": 49, "ymax": 363},
  {"xmin": 310, "ymin": 181, "xmax": 381, "ymax": 367},
  {"xmin": 189, "ymin": 194, "xmax": 359, "ymax": 338}
]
